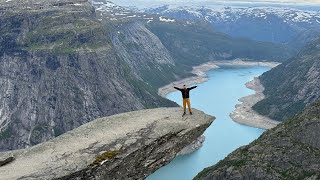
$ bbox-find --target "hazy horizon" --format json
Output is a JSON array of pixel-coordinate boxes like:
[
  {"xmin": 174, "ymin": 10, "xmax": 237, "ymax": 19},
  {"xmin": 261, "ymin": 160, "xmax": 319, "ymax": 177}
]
[{"xmin": 109, "ymin": 0, "xmax": 320, "ymax": 10}]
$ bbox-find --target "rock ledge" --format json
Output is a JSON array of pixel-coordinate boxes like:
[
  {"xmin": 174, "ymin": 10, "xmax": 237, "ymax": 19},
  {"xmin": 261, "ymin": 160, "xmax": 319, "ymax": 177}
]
[{"xmin": 0, "ymin": 108, "xmax": 214, "ymax": 180}]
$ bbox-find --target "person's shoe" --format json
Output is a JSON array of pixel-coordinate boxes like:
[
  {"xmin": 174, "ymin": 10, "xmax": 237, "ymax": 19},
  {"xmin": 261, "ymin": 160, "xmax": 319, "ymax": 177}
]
[
  {"xmin": 182, "ymin": 112, "xmax": 186, "ymax": 117},
  {"xmin": 190, "ymin": 112, "xmax": 193, "ymax": 115}
]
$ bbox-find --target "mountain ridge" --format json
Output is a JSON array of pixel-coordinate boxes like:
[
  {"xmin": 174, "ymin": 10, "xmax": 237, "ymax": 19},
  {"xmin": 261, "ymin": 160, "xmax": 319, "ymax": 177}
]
[
  {"xmin": 253, "ymin": 37, "xmax": 320, "ymax": 121},
  {"xmin": 143, "ymin": 5, "xmax": 320, "ymax": 45}
]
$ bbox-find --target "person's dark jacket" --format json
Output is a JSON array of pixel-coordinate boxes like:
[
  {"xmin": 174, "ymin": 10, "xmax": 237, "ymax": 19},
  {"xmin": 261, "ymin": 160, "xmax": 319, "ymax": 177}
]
[{"xmin": 174, "ymin": 86, "xmax": 197, "ymax": 99}]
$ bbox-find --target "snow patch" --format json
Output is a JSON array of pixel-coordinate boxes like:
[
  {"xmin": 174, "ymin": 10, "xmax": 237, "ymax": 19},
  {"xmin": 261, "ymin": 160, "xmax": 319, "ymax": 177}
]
[
  {"xmin": 145, "ymin": 5, "xmax": 320, "ymax": 25},
  {"xmin": 115, "ymin": 13, "xmax": 128, "ymax": 16},
  {"xmin": 73, "ymin": 3, "xmax": 83, "ymax": 6},
  {"xmin": 159, "ymin": 16, "xmax": 175, "ymax": 23},
  {"xmin": 126, "ymin": 15, "xmax": 137, "ymax": 18}
]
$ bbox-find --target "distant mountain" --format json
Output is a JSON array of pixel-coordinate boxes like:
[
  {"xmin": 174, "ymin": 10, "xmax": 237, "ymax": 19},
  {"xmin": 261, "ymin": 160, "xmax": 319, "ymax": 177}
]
[
  {"xmin": 93, "ymin": 1, "xmax": 294, "ymax": 64},
  {"xmin": 253, "ymin": 37, "xmax": 320, "ymax": 121},
  {"xmin": 194, "ymin": 100, "xmax": 320, "ymax": 179},
  {"xmin": 146, "ymin": 22, "xmax": 294, "ymax": 65},
  {"xmin": 143, "ymin": 5, "xmax": 320, "ymax": 45}
]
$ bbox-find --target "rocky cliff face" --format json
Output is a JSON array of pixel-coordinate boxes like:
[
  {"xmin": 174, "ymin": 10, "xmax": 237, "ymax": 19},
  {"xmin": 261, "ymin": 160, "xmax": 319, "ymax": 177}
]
[
  {"xmin": 194, "ymin": 101, "xmax": 320, "ymax": 180},
  {"xmin": 110, "ymin": 22, "xmax": 185, "ymax": 87},
  {"xmin": 0, "ymin": 0, "xmax": 177, "ymax": 151},
  {"xmin": 253, "ymin": 37, "xmax": 320, "ymax": 121},
  {"xmin": 0, "ymin": 108, "xmax": 214, "ymax": 180}
]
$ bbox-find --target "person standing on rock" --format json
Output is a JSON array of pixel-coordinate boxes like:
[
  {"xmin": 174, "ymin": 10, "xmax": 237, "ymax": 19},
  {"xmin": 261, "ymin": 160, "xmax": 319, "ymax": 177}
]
[{"xmin": 174, "ymin": 85, "xmax": 197, "ymax": 116}]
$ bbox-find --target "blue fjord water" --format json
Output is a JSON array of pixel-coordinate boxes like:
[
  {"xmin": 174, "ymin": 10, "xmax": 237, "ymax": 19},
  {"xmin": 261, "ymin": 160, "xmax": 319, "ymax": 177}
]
[{"xmin": 147, "ymin": 66, "xmax": 271, "ymax": 180}]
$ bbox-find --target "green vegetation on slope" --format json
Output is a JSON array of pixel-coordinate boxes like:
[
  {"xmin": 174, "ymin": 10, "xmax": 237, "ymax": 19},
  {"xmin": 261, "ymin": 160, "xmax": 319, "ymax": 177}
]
[
  {"xmin": 253, "ymin": 38, "xmax": 320, "ymax": 121},
  {"xmin": 146, "ymin": 22, "xmax": 294, "ymax": 66},
  {"xmin": 194, "ymin": 100, "xmax": 320, "ymax": 180}
]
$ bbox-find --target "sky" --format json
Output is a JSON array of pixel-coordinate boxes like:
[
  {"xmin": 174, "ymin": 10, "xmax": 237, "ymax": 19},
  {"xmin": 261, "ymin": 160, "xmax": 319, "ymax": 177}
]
[{"xmin": 111, "ymin": 0, "xmax": 320, "ymax": 9}]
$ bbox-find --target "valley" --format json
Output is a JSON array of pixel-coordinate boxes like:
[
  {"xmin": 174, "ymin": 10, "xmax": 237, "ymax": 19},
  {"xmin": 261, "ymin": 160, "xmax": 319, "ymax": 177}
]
[
  {"xmin": 0, "ymin": 0, "xmax": 320, "ymax": 179},
  {"xmin": 0, "ymin": 0, "xmax": 294, "ymax": 151}
]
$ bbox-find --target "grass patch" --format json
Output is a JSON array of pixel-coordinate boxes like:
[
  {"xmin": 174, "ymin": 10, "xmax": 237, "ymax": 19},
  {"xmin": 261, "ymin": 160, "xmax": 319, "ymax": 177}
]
[{"xmin": 92, "ymin": 150, "xmax": 122, "ymax": 165}]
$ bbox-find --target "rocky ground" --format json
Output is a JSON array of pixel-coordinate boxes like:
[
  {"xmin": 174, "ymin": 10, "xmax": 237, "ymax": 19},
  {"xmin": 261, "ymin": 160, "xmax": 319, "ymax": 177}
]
[{"xmin": 0, "ymin": 108, "xmax": 214, "ymax": 180}]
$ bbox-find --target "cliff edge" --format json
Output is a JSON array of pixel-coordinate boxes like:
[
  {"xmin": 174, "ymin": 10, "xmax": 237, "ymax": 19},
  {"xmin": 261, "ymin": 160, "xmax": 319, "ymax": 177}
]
[{"xmin": 0, "ymin": 108, "xmax": 214, "ymax": 180}]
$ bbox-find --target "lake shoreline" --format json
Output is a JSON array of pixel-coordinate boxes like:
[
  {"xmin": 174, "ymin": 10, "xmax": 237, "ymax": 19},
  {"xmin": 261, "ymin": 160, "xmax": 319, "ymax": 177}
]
[
  {"xmin": 150, "ymin": 63, "xmax": 273, "ymax": 179},
  {"xmin": 158, "ymin": 59, "xmax": 280, "ymax": 97},
  {"xmin": 230, "ymin": 78, "xmax": 280, "ymax": 129},
  {"xmin": 158, "ymin": 59, "xmax": 280, "ymax": 131},
  {"xmin": 158, "ymin": 61, "xmax": 219, "ymax": 97}
]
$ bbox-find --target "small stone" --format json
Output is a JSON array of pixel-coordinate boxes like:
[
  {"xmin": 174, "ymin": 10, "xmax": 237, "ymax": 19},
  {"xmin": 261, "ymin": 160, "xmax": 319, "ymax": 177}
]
[
  {"xmin": 114, "ymin": 144, "xmax": 122, "ymax": 150},
  {"xmin": 124, "ymin": 139, "xmax": 137, "ymax": 146}
]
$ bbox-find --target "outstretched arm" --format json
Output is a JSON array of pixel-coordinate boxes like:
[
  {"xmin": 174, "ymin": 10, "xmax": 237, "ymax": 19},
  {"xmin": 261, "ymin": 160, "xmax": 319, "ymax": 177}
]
[
  {"xmin": 174, "ymin": 87, "xmax": 182, "ymax": 91},
  {"xmin": 188, "ymin": 86, "xmax": 197, "ymax": 90}
]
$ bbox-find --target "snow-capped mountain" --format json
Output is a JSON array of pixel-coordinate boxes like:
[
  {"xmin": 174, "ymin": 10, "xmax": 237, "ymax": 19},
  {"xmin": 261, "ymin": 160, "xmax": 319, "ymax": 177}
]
[
  {"xmin": 92, "ymin": 0, "xmax": 143, "ymax": 21},
  {"xmin": 143, "ymin": 5, "xmax": 320, "ymax": 44},
  {"xmin": 91, "ymin": 0, "xmax": 178, "ymax": 24}
]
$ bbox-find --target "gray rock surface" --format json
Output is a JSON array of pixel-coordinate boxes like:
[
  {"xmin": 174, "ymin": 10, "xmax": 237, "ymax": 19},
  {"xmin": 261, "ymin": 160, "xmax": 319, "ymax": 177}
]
[
  {"xmin": 194, "ymin": 101, "xmax": 320, "ymax": 180},
  {"xmin": 178, "ymin": 135, "xmax": 205, "ymax": 155},
  {"xmin": 0, "ymin": 107, "xmax": 214, "ymax": 180}
]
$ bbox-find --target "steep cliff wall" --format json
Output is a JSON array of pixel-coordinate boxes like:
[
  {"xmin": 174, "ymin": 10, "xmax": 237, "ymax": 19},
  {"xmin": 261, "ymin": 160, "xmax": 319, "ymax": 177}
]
[
  {"xmin": 111, "ymin": 22, "xmax": 187, "ymax": 87},
  {"xmin": 253, "ymin": 38, "xmax": 320, "ymax": 121},
  {"xmin": 0, "ymin": 108, "xmax": 214, "ymax": 180},
  {"xmin": 0, "ymin": 0, "xmax": 177, "ymax": 151}
]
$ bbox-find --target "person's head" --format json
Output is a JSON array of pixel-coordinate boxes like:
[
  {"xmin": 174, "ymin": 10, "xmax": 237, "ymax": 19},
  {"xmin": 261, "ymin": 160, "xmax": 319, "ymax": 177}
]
[{"xmin": 183, "ymin": 85, "xmax": 186, "ymax": 89}]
